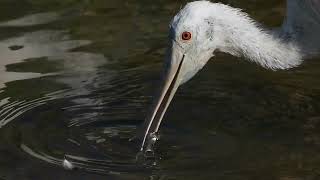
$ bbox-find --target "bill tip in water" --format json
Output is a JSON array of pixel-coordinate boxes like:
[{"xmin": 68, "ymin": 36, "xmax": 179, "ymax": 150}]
[{"xmin": 140, "ymin": 132, "xmax": 160, "ymax": 155}]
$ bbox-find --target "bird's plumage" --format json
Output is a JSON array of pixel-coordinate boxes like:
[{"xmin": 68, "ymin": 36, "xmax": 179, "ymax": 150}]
[{"xmin": 171, "ymin": 0, "xmax": 318, "ymax": 72}]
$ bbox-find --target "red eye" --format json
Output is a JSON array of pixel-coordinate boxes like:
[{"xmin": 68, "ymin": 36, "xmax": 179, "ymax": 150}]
[{"xmin": 181, "ymin": 31, "xmax": 192, "ymax": 41}]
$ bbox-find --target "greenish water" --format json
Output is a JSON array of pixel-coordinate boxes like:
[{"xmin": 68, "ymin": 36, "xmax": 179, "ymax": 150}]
[{"xmin": 0, "ymin": 0, "xmax": 320, "ymax": 179}]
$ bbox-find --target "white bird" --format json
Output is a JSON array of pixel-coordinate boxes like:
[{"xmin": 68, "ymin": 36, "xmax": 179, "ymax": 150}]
[{"xmin": 139, "ymin": 0, "xmax": 320, "ymax": 151}]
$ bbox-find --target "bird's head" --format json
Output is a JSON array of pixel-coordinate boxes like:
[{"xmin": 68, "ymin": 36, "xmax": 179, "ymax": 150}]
[
  {"xmin": 140, "ymin": 1, "xmax": 223, "ymax": 151},
  {"xmin": 167, "ymin": 1, "xmax": 222, "ymax": 84}
]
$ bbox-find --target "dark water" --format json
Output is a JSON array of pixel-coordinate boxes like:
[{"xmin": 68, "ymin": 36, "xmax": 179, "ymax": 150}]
[{"xmin": 0, "ymin": 0, "xmax": 320, "ymax": 179}]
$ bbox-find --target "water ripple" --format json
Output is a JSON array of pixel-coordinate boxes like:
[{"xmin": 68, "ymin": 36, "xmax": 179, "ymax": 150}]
[{"xmin": 0, "ymin": 90, "xmax": 68, "ymax": 128}]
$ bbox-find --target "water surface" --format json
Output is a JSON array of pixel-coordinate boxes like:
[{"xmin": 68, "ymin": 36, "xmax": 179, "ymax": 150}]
[{"xmin": 0, "ymin": 0, "xmax": 320, "ymax": 179}]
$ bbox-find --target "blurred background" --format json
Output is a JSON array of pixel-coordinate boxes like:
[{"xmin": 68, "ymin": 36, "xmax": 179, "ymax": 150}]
[{"xmin": 0, "ymin": 0, "xmax": 320, "ymax": 179}]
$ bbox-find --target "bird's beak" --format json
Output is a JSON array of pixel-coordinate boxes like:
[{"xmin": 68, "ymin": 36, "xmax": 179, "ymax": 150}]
[{"xmin": 139, "ymin": 42, "xmax": 185, "ymax": 151}]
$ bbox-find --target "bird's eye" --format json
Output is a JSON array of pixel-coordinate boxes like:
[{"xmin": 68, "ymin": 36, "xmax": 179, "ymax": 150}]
[{"xmin": 181, "ymin": 31, "xmax": 192, "ymax": 41}]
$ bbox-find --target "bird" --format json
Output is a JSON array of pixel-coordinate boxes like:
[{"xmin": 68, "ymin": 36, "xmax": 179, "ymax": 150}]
[{"xmin": 139, "ymin": 0, "xmax": 320, "ymax": 152}]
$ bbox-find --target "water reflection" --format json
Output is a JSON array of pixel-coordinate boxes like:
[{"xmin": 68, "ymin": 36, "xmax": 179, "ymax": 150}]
[
  {"xmin": 0, "ymin": 27, "xmax": 110, "ymax": 128},
  {"xmin": 0, "ymin": 12, "xmax": 60, "ymax": 27},
  {"xmin": 0, "ymin": 30, "xmax": 94, "ymax": 89}
]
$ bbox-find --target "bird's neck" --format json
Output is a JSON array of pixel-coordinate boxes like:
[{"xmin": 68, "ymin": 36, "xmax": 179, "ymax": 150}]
[{"xmin": 213, "ymin": 4, "xmax": 302, "ymax": 70}]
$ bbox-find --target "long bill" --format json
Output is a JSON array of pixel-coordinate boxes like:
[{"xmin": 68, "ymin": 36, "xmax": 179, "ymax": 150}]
[{"xmin": 139, "ymin": 42, "xmax": 185, "ymax": 151}]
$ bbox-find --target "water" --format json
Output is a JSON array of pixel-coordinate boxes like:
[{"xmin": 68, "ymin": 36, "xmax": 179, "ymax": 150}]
[{"xmin": 0, "ymin": 0, "xmax": 320, "ymax": 179}]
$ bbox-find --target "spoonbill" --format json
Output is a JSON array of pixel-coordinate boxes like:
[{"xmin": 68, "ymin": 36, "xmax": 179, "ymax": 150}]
[{"xmin": 139, "ymin": 0, "xmax": 320, "ymax": 152}]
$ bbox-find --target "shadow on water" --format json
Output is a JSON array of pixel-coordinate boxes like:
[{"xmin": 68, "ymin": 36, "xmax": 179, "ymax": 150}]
[{"xmin": 0, "ymin": 0, "xmax": 320, "ymax": 180}]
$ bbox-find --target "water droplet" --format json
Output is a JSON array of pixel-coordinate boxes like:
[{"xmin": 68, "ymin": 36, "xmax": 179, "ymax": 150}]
[{"xmin": 62, "ymin": 157, "xmax": 74, "ymax": 170}]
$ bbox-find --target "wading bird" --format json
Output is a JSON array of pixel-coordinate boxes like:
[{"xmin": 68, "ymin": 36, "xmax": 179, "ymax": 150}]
[{"xmin": 139, "ymin": 0, "xmax": 320, "ymax": 152}]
